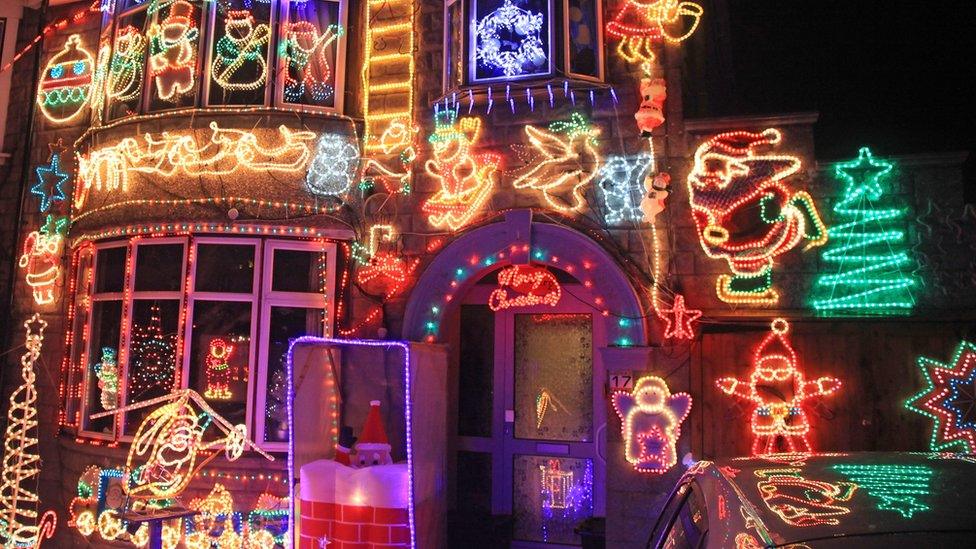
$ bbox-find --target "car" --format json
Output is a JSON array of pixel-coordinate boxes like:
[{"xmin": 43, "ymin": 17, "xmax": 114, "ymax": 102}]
[{"xmin": 647, "ymin": 452, "xmax": 976, "ymax": 548}]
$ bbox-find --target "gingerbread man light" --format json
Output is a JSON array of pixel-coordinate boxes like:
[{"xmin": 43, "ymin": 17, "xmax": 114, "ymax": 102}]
[
  {"xmin": 612, "ymin": 376, "xmax": 691, "ymax": 473},
  {"xmin": 716, "ymin": 319, "xmax": 841, "ymax": 455}
]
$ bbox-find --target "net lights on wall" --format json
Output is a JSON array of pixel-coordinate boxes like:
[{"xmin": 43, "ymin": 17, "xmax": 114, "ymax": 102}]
[
  {"xmin": 74, "ymin": 122, "xmax": 316, "ymax": 210},
  {"xmin": 686, "ymin": 128, "xmax": 828, "ymax": 305},
  {"xmin": 715, "ymin": 318, "xmax": 841, "ymax": 455}
]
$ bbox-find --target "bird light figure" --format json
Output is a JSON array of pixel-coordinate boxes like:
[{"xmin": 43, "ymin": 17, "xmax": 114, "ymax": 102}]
[{"xmin": 90, "ymin": 389, "xmax": 272, "ymax": 500}]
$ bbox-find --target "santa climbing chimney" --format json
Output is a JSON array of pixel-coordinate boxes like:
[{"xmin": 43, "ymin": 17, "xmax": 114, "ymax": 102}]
[{"xmin": 354, "ymin": 400, "xmax": 393, "ymax": 467}]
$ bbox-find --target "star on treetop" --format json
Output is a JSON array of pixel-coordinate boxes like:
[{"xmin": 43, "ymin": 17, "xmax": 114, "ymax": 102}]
[{"xmin": 834, "ymin": 146, "xmax": 893, "ymax": 201}]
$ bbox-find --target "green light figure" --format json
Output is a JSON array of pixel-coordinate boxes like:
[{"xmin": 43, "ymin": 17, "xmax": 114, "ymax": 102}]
[
  {"xmin": 811, "ymin": 147, "xmax": 916, "ymax": 314},
  {"xmin": 832, "ymin": 464, "xmax": 932, "ymax": 519}
]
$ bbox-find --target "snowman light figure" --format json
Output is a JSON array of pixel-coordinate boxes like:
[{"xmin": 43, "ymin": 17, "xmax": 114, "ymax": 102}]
[
  {"xmin": 612, "ymin": 376, "xmax": 692, "ymax": 473},
  {"xmin": 716, "ymin": 318, "xmax": 841, "ymax": 455}
]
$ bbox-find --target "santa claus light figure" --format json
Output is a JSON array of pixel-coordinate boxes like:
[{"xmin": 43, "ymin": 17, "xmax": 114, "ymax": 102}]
[{"xmin": 716, "ymin": 319, "xmax": 841, "ymax": 455}]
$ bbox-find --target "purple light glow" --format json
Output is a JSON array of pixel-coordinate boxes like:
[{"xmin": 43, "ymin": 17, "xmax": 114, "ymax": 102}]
[{"xmin": 286, "ymin": 337, "xmax": 416, "ymax": 549}]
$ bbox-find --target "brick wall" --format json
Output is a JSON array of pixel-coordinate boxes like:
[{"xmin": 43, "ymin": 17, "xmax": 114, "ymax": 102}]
[{"xmin": 299, "ymin": 500, "xmax": 410, "ymax": 549}]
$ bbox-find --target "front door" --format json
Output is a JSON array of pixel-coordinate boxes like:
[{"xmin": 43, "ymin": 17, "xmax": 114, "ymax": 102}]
[{"xmin": 454, "ymin": 283, "xmax": 606, "ymax": 547}]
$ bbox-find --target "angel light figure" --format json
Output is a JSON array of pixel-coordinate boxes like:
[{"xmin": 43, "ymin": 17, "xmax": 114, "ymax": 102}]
[{"xmin": 612, "ymin": 376, "xmax": 691, "ymax": 473}]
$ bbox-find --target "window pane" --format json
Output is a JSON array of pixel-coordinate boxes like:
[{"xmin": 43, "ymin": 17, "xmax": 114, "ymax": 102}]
[
  {"xmin": 125, "ymin": 300, "xmax": 180, "ymax": 435},
  {"xmin": 513, "ymin": 456, "xmax": 593, "ymax": 544},
  {"xmin": 280, "ymin": 0, "xmax": 341, "ymax": 108},
  {"xmin": 106, "ymin": 13, "xmax": 149, "ymax": 120},
  {"xmin": 188, "ymin": 300, "xmax": 252, "ymax": 432},
  {"xmin": 471, "ymin": 0, "xmax": 552, "ymax": 83},
  {"xmin": 514, "ymin": 313, "xmax": 592, "ymax": 441},
  {"xmin": 264, "ymin": 306, "xmax": 324, "ymax": 443},
  {"xmin": 147, "ymin": 0, "xmax": 203, "ymax": 110},
  {"xmin": 566, "ymin": 0, "xmax": 599, "ymax": 78},
  {"xmin": 271, "ymin": 248, "xmax": 325, "ymax": 293},
  {"xmin": 195, "ymin": 243, "xmax": 254, "ymax": 293},
  {"xmin": 457, "ymin": 451, "xmax": 492, "ymax": 514},
  {"xmin": 95, "ymin": 246, "xmax": 127, "ymax": 294},
  {"xmin": 458, "ymin": 305, "xmax": 493, "ymax": 437},
  {"xmin": 135, "ymin": 243, "xmax": 184, "ymax": 291},
  {"xmin": 208, "ymin": 1, "xmax": 272, "ymax": 105},
  {"xmin": 444, "ymin": 0, "xmax": 464, "ymax": 90},
  {"xmin": 66, "ymin": 249, "xmax": 95, "ymax": 425},
  {"xmin": 83, "ymin": 300, "xmax": 123, "ymax": 434}
]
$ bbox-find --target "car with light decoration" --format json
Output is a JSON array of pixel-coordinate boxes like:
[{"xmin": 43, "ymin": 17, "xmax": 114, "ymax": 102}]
[{"xmin": 647, "ymin": 452, "xmax": 976, "ymax": 548}]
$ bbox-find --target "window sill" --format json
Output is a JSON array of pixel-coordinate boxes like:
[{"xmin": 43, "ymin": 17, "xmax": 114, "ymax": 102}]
[{"xmin": 432, "ymin": 77, "xmax": 618, "ymax": 114}]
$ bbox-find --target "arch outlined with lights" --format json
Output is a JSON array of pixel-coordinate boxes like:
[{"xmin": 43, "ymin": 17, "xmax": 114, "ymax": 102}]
[{"xmin": 402, "ymin": 209, "xmax": 647, "ymax": 346}]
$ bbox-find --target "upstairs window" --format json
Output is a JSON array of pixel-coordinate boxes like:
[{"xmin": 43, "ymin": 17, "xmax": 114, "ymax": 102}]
[
  {"xmin": 93, "ymin": 0, "xmax": 349, "ymax": 118},
  {"xmin": 444, "ymin": 0, "xmax": 603, "ymax": 92}
]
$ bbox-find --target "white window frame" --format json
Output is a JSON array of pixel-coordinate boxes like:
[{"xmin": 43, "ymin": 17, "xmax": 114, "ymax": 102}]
[
  {"xmin": 203, "ymin": 0, "xmax": 275, "ymax": 108},
  {"xmin": 181, "ymin": 236, "xmax": 263, "ymax": 442},
  {"xmin": 78, "ymin": 241, "xmax": 129, "ymax": 440},
  {"xmin": 117, "ymin": 237, "xmax": 189, "ymax": 439},
  {"xmin": 254, "ymin": 240, "xmax": 337, "ymax": 451},
  {"xmin": 442, "ymin": 0, "xmax": 465, "ymax": 93},
  {"xmin": 274, "ymin": 0, "xmax": 349, "ymax": 114},
  {"xmin": 561, "ymin": 0, "xmax": 604, "ymax": 82},
  {"xmin": 468, "ymin": 0, "xmax": 556, "ymax": 85},
  {"xmin": 73, "ymin": 235, "xmax": 338, "ymax": 453}
]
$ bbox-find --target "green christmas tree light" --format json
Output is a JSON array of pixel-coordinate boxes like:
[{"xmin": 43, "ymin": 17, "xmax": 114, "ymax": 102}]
[
  {"xmin": 810, "ymin": 147, "xmax": 915, "ymax": 314},
  {"xmin": 831, "ymin": 464, "xmax": 932, "ymax": 519}
]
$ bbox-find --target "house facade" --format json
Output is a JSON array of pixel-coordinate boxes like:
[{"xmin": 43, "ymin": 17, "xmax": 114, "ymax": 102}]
[{"xmin": 0, "ymin": 0, "xmax": 972, "ymax": 548}]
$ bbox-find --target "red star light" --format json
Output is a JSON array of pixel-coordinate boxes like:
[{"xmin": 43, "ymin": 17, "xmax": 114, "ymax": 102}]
[{"xmin": 660, "ymin": 294, "xmax": 702, "ymax": 339}]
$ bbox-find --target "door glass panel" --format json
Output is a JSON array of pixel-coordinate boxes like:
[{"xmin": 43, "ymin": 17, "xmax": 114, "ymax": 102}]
[
  {"xmin": 458, "ymin": 305, "xmax": 494, "ymax": 437},
  {"xmin": 514, "ymin": 313, "xmax": 592, "ymax": 441},
  {"xmin": 456, "ymin": 451, "xmax": 492, "ymax": 514},
  {"xmin": 513, "ymin": 455, "xmax": 594, "ymax": 544}
]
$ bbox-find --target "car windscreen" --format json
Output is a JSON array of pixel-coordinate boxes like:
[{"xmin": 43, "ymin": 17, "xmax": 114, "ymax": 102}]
[{"xmin": 647, "ymin": 481, "xmax": 708, "ymax": 549}]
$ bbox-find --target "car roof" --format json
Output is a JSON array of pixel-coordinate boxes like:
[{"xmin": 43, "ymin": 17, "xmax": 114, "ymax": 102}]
[{"xmin": 685, "ymin": 452, "xmax": 976, "ymax": 547}]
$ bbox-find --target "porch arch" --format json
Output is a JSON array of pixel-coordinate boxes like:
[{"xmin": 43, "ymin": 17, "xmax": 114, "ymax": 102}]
[{"xmin": 403, "ymin": 210, "xmax": 648, "ymax": 345}]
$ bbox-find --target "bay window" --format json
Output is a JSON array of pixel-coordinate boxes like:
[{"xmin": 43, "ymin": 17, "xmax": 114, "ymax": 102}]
[
  {"xmin": 444, "ymin": 0, "xmax": 603, "ymax": 91},
  {"xmin": 69, "ymin": 236, "xmax": 337, "ymax": 451},
  {"xmin": 94, "ymin": 0, "xmax": 348, "ymax": 118}
]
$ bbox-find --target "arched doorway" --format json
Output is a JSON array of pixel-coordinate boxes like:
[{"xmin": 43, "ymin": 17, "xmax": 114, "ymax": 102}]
[{"xmin": 404, "ymin": 210, "xmax": 647, "ymax": 547}]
